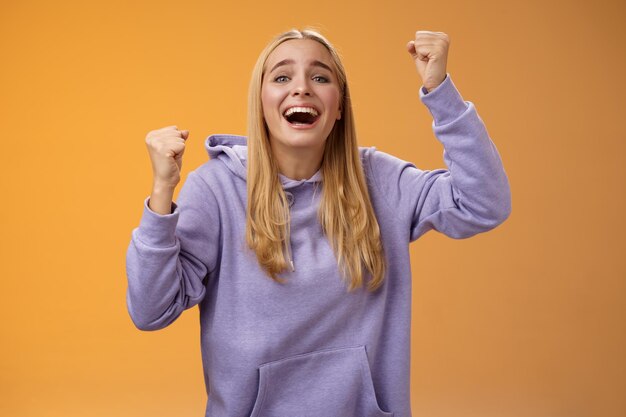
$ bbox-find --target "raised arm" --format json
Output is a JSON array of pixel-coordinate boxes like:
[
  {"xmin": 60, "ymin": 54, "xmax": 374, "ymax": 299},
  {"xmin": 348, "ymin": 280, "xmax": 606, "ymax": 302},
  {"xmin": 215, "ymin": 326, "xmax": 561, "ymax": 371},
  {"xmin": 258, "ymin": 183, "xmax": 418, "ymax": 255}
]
[
  {"xmin": 367, "ymin": 31, "xmax": 511, "ymax": 241},
  {"xmin": 125, "ymin": 127, "xmax": 221, "ymax": 330}
]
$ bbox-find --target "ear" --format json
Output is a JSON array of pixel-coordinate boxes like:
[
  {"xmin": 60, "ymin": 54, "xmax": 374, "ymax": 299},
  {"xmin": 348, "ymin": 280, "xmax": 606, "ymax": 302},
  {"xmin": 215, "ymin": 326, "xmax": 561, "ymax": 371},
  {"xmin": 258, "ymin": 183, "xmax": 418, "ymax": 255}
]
[{"xmin": 337, "ymin": 107, "xmax": 342, "ymax": 120}]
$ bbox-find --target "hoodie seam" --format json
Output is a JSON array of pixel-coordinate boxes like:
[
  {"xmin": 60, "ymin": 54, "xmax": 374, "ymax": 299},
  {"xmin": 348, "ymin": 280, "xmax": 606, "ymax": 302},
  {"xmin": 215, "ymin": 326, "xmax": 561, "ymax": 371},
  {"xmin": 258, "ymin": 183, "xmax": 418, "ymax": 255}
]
[
  {"xmin": 364, "ymin": 148, "xmax": 402, "ymax": 221},
  {"xmin": 190, "ymin": 171, "xmax": 223, "ymax": 276}
]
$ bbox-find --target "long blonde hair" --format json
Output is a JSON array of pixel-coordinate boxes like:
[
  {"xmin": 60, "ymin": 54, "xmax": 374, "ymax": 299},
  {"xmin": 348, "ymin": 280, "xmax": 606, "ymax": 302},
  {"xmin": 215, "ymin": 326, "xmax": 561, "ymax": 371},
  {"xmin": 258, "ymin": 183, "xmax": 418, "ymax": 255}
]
[{"xmin": 246, "ymin": 28, "xmax": 385, "ymax": 292}]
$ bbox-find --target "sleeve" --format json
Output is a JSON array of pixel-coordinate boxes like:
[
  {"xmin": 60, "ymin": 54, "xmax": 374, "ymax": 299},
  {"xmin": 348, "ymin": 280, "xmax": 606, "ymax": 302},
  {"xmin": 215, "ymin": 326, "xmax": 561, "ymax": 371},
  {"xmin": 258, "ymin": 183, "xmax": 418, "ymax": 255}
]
[
  {"xmin": 368, "ymin": 73, "xmax": 512, "ymax": 241},
  {"xmin": 125, "ymin": 170, "xmax": 221, "ymax": 331}
]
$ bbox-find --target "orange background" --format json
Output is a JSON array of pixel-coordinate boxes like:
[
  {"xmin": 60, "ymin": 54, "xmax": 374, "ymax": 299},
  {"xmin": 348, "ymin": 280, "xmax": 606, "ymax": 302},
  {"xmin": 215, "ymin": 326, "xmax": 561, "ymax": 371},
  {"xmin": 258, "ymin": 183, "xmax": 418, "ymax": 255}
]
[{"xmin": 1, "ymin": 0, "xmax": 625, "ymax": 416}]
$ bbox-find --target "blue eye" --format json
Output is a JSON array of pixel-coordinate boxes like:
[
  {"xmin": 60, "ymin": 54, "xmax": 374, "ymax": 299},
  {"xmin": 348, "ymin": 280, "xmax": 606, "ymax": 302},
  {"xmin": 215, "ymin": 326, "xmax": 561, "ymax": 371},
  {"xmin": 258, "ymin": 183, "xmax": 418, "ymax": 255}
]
[
  {"xmin": 313, "ymin": 76, "xmax": 329, "ymax": 83},
  {"xmin": 275, "ymin": 75, "xmax": 289, "ymax": 83}
]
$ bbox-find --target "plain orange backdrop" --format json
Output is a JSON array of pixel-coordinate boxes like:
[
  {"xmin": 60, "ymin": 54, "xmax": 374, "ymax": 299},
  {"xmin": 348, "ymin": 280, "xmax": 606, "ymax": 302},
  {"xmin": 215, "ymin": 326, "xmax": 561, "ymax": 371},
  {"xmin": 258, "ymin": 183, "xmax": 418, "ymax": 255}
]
[{"xmin": 1, "ymin": 0, "xmax": 624, "ymax": 416}]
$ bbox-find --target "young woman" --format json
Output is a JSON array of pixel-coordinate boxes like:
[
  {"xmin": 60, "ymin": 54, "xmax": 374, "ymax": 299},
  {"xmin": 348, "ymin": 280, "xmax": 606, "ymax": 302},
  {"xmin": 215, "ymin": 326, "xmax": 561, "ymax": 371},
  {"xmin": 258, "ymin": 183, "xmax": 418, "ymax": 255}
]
[{"xmin": 126, "ymin": 28, "xmax": 511, "ymax": 417}]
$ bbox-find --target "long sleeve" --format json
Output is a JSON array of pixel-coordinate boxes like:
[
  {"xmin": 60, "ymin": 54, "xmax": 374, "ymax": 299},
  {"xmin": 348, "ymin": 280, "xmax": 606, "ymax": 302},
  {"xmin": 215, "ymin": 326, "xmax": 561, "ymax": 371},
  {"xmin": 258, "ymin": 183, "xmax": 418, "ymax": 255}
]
[
  {"xmin": 367, "ymin": 73, "xmax": 512, "ymax": 241},
  {"xmin": 125, "ymin": 170, "xmax": 221, "ymax": 331}
]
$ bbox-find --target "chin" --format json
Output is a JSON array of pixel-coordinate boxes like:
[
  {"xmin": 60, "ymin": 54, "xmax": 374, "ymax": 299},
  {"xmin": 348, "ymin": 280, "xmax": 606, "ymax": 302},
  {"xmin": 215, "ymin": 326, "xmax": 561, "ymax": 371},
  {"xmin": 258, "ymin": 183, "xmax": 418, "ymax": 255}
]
[{"xmin": 272, "ymin": 132, "xmax": 327, "ymax": 150}]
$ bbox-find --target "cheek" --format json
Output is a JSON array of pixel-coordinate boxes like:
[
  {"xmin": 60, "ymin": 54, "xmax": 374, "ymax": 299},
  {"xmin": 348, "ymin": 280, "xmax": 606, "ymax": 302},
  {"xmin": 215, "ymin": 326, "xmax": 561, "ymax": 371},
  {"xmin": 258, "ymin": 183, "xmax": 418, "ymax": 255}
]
[
  {"xmin": 324, "ymin": 89, "xmax": 342, "ymax": 114},
  {"xmin": 261, "ymin": 87, "xmax": 282, "ymax": 120}
]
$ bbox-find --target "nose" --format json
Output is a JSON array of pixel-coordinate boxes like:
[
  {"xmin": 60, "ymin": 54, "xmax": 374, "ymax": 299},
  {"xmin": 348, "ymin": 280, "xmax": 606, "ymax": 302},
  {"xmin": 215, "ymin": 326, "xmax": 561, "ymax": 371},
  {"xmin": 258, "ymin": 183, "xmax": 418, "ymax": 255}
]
[{"xmin": 291, "ymin": 76, "xmax": 312, "ymax": 96}]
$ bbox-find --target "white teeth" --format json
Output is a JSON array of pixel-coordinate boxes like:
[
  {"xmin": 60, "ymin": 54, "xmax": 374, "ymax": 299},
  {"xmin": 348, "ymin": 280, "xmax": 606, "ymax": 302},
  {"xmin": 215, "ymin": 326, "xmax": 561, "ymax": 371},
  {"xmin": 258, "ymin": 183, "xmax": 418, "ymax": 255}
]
[{"xmin": 283, "ymin": 107, "xmax": 319, "ymax": 117}]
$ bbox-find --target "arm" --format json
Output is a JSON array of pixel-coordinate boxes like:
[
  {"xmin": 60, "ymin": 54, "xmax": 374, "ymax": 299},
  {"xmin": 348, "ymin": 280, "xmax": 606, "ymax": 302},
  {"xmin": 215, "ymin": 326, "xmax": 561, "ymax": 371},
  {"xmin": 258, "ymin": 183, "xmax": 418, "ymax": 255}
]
[
  {"xmin": 368, "ymin": 73, "xmax": 511, "ymax": 241},
  {"xmin": 125, "ymin": 170, "xmax": 221, "ymax": 330}
]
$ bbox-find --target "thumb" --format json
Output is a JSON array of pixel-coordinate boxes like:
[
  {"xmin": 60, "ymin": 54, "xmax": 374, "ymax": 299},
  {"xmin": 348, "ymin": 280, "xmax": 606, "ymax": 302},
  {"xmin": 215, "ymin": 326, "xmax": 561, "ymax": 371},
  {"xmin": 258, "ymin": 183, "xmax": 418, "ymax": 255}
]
[
  {"xmin": 406, "ymin": 40, "xmax": 417, "ymax": 58},
  {"xmin": 181, "ymin": 130, "xmax": 189, "ymax": 140}
]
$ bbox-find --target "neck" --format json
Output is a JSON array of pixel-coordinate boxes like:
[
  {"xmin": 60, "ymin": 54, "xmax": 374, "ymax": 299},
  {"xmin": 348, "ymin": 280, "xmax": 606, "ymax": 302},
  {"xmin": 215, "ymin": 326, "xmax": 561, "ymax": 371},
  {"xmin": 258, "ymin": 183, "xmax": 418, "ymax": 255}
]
[{"xmin": 271, "ymin": 143, "xmax": 325, "ymax": 180}]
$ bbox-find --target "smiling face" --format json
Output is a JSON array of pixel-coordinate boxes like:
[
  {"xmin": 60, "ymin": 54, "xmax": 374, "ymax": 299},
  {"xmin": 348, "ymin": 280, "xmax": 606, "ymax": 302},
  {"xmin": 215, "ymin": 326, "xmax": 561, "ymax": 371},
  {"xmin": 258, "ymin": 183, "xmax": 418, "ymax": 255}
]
[{"xmin": 261, "ymin": 39, "xmax": 342, "ymax": 158}]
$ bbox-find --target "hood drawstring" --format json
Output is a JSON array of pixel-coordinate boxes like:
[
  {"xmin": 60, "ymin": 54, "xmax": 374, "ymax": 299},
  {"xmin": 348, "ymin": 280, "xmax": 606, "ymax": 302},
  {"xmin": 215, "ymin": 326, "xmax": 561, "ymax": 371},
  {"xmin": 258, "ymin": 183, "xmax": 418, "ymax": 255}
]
[
  {"xmin": 285, "ymin": 191, "xmax": 295, "ymax": 207},
  {"xmin": 285, "ymin": 191, "xmax": 295, "ymax": 272}
]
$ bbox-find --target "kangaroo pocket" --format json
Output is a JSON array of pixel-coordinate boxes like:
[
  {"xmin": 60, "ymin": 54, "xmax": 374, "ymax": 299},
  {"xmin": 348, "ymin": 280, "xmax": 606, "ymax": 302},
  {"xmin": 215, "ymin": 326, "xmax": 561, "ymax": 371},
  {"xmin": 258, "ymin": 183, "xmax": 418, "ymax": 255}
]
[{"xmin": 249, "ymin": 345, "xmax": 393, "ymax": 417}]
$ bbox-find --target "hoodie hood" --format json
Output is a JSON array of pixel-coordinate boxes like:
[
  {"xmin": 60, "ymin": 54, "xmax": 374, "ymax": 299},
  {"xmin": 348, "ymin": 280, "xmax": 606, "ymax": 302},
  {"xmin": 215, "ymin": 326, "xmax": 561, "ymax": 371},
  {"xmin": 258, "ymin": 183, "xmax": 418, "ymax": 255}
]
[
  {"xmin": 205, "ymin": 133, "xmax": 324, "ymax": 272},
  {"xmin": 205, "ymin": 134, "xmax": 323, "ymax": 190}
]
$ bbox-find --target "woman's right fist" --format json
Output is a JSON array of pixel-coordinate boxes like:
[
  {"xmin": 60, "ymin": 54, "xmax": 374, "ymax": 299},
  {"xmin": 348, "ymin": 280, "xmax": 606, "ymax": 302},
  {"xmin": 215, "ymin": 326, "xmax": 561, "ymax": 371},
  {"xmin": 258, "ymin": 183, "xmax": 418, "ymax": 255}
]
[{"xmin": 145, "ymin": 125, "xmax": 189, "ymax": 188}]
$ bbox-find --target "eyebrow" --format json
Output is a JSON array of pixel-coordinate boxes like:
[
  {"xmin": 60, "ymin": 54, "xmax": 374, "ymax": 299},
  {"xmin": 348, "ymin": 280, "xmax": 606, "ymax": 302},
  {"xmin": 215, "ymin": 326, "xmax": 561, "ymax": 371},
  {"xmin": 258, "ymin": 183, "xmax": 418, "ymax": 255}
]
[{"xmin": 269, "ymin": 59, "xmax": 333, "ymax": 74}]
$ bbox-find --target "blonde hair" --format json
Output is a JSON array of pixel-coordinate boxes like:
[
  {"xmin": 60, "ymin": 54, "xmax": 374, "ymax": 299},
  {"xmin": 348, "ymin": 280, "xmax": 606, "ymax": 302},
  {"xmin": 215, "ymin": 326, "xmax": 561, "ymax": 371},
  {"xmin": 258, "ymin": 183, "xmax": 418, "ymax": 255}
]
[{"xmin": 246, "ymin": 28, "xmax": 386, "ymax": 292}]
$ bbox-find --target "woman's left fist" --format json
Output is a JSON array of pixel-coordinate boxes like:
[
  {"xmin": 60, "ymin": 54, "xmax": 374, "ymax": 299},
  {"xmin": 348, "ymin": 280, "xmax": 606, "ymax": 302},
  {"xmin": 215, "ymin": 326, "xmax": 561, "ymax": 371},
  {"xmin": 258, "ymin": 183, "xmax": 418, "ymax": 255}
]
[{"xmin": 407, "ymin": 31, "xmax": 450, "ymax": 92}]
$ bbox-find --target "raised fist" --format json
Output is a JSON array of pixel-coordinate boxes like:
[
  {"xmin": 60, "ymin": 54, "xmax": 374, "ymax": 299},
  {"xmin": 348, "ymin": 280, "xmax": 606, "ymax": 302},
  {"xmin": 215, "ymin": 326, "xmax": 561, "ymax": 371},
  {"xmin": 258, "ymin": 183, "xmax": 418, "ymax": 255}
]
[
  {"xmin": 407, "ymin": 31, "xmax": 450, "ymax": 92},
  {"xmin": 145, "ymin": 125, "xmax": 189, "ymax": 189}
]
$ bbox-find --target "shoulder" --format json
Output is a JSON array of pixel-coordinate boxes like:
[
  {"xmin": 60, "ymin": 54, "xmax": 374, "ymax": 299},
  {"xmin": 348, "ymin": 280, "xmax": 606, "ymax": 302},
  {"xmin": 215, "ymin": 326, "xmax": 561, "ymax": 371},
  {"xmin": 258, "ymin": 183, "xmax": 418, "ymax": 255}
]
[
  {"xmin": 358, "ymin": 146, "xmax": 419, "ymax": 209},
  {"xmin": 189, "ymin": 157, "xmax": 241, "ymax": 189},
  {"xmin": 358, "ymin": 146, "xmax": 414, "ymax": 178}
]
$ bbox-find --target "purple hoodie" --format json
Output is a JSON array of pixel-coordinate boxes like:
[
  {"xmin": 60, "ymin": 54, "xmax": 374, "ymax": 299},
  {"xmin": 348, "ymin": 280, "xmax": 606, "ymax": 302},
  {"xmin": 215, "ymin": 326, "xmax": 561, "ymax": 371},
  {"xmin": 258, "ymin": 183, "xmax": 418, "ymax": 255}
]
[{"xmin": 125, "ymin": 73, "xmax": 511, "ymax": 416}]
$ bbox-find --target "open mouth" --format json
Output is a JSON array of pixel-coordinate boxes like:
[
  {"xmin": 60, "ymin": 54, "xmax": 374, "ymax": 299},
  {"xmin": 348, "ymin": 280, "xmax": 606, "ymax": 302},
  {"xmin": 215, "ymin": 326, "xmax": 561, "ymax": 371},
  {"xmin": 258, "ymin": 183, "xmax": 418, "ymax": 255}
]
[{"xmin": 283, "ymin": 107, "xmax": 320, "ymax": 126}]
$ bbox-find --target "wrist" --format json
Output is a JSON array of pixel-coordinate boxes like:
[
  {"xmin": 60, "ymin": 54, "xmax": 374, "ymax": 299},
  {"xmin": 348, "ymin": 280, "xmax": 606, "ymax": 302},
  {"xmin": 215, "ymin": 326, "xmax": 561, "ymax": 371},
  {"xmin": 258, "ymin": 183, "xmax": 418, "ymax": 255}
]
[
  {"xmin": 151, "ymin": 180, "xmax": 177, "ymax": 194},
  {"xmin": 425, "ymin": 73, "xmax": 448, "ymax": 93}
]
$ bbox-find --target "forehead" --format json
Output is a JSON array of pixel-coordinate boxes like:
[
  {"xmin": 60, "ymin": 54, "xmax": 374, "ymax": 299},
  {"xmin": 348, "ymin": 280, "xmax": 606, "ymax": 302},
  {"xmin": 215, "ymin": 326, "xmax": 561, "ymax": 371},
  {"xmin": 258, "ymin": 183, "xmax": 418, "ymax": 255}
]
[{"xmin": 264, "ymin": 39, "xmax": 334, "ymax": 71}]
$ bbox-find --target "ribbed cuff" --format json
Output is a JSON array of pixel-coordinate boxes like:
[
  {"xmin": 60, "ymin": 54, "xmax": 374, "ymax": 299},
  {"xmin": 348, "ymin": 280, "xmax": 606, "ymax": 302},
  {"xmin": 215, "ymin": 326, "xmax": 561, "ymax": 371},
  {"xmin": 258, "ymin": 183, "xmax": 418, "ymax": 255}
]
[
  {"xmin": 136, "ymin": 196, "xmax": 180, "ymax": 247},
  {"xmin": 419, "ymin": 73, "xmax": 469, "ymax": 126}
]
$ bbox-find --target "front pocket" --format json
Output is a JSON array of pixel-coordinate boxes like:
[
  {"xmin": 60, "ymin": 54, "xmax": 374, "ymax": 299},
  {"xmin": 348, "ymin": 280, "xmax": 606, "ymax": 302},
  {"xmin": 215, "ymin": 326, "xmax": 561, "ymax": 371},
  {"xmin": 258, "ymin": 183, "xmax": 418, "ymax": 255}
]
[{"xmin": 249, "ymin": 345, "xmax": 393, "ymax": 417}]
